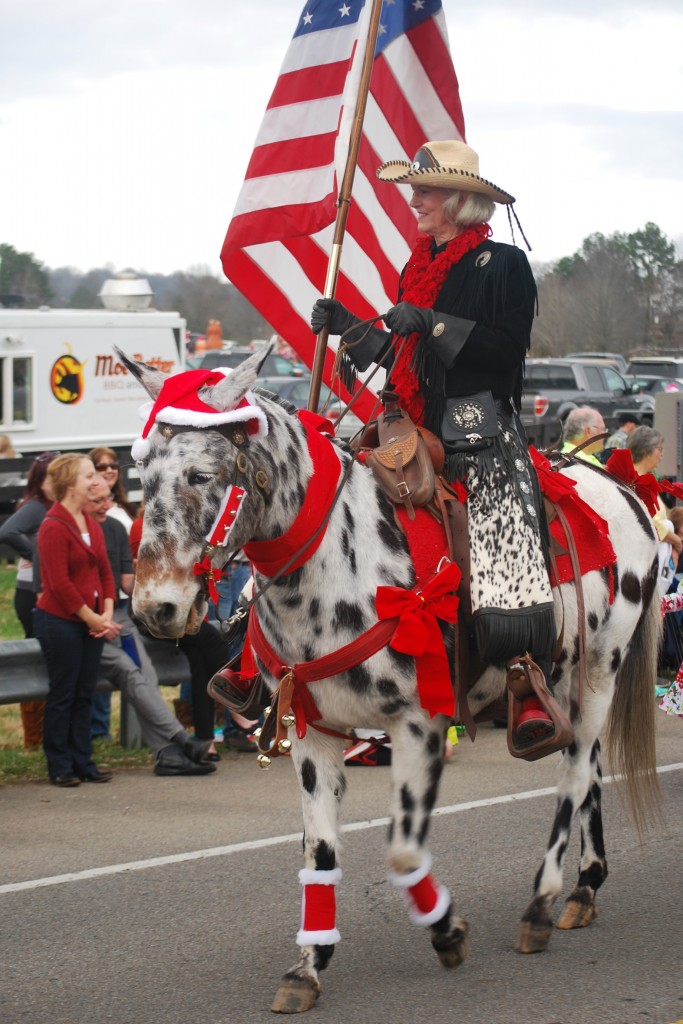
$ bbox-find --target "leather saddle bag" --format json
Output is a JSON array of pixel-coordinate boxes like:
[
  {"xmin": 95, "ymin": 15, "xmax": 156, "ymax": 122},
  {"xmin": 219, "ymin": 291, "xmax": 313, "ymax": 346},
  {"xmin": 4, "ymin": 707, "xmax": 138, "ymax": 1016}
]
[{"xmin": 363, "ymin": 402, "xmax": 437, "ymax": 519}]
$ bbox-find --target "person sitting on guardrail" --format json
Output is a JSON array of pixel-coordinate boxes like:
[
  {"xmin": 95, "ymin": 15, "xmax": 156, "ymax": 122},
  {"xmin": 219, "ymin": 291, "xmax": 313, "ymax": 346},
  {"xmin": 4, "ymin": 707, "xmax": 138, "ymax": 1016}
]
[
  {"xmin": 560, "ymin": 407, "xmax": 606, "ymax": 467},
  {"xmin": 89, "ymin": 447, "xmax": 138, "ymax": 533},
  {"xmin": 88, "ymin": 447, "xmax": 139, "ymax": 741},
  {"xmin": 85, "ymin": 476, "xmax": 217, "ymax": 778}
]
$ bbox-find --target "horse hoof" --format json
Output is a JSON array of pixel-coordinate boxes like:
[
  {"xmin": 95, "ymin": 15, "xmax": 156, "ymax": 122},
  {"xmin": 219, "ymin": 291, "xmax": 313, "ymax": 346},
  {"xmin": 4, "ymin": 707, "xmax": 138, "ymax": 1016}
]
[
  {"xmin": 516, "ymin": 919, "xmax": 554, "ymax": 954},
  {"xmin": 271, "ymin": 977, "xmax": 320, "ymax": 1014},
  {"xmin": 556, "ymin": 899, "xmax": 597, "ymax": 930},
  {"xmin": 433, "ymin": 917, "xmax": 469, "ymax": 969}
]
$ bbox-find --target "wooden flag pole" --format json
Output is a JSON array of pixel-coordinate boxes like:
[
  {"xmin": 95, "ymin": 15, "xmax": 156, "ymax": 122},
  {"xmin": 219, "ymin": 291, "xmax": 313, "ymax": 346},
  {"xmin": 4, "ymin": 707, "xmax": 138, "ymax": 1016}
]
[{"xmin": 307, "ymin": 0, "xmax": 385, "ymax": 414}]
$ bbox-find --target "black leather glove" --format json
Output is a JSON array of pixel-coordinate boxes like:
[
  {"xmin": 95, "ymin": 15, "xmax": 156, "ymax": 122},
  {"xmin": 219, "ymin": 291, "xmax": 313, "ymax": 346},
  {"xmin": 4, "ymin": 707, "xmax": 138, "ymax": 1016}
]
[
  {"xmin": 310, "ymin": 298, "xmax": 357, "ymax": 336},
  {"xmin": 384, "ymin": 302, "xmax": 435, "ymax": 337}
]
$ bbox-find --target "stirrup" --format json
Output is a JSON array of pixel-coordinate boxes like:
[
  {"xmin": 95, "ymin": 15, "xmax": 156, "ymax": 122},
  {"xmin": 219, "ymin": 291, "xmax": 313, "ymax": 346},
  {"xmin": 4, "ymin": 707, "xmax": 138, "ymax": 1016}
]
[{"xmin": 506, "ymin": 654, "xmax": 574, "ymax": 762}]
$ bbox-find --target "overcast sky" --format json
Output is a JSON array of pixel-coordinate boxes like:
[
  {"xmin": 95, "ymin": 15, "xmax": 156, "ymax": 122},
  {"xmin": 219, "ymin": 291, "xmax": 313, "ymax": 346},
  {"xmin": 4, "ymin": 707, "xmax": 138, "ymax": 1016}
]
[{"xmin": 1, "ymin": 0, "xmax": 682, "ymax": 280}]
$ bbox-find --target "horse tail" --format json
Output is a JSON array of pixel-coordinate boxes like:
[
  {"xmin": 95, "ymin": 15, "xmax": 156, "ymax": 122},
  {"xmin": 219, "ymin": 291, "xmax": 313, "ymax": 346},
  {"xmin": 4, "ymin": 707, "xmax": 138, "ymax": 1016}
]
[{"xmin": 604, "ymin": 589, "xmax": 663, "ymax": 840}]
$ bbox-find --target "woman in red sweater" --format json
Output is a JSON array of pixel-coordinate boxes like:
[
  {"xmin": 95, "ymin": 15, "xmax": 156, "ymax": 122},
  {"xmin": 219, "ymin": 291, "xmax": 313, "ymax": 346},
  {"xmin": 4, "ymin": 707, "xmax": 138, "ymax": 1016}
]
[{"xmin": 35, "ymin": 454, "xmax": 119, "ymax": 787}]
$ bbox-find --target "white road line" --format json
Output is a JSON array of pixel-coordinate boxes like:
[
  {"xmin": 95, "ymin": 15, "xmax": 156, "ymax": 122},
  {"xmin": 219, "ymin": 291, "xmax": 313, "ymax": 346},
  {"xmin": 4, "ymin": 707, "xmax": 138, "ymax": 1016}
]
[{"xmin": 2, "ymin": 762, "xmax": 682, "ymax": 896}]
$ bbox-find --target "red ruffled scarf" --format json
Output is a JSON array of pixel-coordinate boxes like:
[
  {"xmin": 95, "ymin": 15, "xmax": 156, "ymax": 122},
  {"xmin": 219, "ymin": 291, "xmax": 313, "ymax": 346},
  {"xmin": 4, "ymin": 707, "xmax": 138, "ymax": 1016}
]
[{"xmin": 391, "ymin": 224, "xmax": 491, "ymax": 423}]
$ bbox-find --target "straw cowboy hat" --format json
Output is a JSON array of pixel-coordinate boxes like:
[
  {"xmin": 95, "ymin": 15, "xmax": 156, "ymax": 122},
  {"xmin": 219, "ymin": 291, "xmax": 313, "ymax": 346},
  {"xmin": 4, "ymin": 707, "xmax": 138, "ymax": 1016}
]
[{"xmin": 376, "ymin": 140, "xmax": 515, "ymax": 205}]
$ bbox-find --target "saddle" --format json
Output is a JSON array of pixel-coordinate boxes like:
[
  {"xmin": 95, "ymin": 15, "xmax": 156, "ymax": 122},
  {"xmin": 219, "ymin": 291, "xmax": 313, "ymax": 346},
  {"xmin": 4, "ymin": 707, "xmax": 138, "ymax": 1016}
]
[{"xmin": 360, "ymin": 405, "xmax": 575, "ymax": 761}]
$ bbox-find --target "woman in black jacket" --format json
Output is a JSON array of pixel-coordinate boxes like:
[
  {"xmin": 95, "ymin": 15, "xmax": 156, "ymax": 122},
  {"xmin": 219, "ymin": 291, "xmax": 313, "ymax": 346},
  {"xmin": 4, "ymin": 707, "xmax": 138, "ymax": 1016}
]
[{"xmin": 311, "ymin": 140, "xmax": 556, "ymax": 751}]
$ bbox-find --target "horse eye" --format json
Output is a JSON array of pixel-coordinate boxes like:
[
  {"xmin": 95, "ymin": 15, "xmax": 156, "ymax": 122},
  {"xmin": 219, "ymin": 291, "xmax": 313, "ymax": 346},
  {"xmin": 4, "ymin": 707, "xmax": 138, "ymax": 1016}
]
[{"xmin": 188, "ymin": 470, "xmax": 213, "ymax": 486}]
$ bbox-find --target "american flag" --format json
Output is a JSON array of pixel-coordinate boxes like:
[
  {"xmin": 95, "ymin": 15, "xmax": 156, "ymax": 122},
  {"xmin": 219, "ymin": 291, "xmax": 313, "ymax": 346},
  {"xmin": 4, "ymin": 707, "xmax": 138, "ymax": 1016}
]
[{"xmin": 221, "ymin": 0, "xmax": 465, "ymax": 419}]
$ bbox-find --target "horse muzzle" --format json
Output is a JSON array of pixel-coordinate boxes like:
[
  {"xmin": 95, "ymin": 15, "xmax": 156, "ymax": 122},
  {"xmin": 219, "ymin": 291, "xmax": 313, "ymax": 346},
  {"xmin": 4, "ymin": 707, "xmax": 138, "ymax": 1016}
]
[{"xmin": 132, "ymin": 584, "xmax": 206, "ymax": 639}]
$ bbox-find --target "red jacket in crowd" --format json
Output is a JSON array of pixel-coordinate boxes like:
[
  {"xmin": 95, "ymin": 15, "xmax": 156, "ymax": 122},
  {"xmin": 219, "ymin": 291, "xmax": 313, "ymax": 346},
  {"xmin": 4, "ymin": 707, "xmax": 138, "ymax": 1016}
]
[{"xmin": 37, "ymin": 502, "xmax": 116, "ymax": 621}]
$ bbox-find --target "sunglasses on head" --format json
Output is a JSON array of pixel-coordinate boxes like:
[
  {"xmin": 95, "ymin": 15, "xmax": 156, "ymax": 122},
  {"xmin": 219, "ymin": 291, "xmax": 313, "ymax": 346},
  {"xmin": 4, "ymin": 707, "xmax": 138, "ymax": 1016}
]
[
  {"xmin": 35, "ymin": 450, "xmax": 61, "ymax": 463},
  {"xmin": 95, "ymin": 461, "xmax": 119, "ymax": 471}
]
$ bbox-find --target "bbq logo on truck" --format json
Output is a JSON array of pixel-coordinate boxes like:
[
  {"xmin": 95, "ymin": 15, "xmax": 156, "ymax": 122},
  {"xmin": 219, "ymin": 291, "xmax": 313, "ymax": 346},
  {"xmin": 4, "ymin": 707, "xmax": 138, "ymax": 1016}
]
[{"xmin": 50, "ymin": 345, "xmax": 85, "ymax": 405}]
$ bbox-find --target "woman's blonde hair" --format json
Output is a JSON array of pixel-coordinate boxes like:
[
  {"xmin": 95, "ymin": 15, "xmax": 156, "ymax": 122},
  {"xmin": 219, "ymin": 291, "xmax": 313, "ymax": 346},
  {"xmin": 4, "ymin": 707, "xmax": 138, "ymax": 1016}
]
[
  {"xmin": 47, "ymin": 453, "xmax": 92, "ymax": 502},
  {"xmin": 442, "ymin": 189, "xmax": 495, "ymax": 227},
  {"xmin": 0, "ymin": 433, "xmax": 17, "ymax": 458}
]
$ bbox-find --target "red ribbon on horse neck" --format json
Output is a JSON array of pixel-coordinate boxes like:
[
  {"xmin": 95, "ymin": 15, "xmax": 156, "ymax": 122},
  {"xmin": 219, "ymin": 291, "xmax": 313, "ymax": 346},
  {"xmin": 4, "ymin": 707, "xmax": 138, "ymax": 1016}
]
[
  {"xmin": 375, "ymin": 562, "xmax": 461, "ymax": 718},
  {"xmin": 604, "ymin": 449, "xmax": 660, "ymax": 516}
]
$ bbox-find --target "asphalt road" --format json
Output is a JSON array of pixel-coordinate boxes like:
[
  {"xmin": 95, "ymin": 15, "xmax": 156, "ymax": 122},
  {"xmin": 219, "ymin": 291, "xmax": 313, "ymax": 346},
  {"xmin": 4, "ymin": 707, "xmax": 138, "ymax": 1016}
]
[{"xmin": 1, "ymin": 714, "xmax": 681, "ymax": 1024}]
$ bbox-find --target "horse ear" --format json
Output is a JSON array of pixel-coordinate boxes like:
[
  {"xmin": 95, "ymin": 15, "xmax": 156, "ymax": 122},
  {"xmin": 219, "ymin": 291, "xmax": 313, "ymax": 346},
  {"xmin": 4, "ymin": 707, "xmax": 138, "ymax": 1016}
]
[
  {"xmin": 201, "ymin": 344, "xmax": 274, "ymax": 412},
  {"xmin": 114, "ymin": 346, "xmax": 167, "ymax": 401}
]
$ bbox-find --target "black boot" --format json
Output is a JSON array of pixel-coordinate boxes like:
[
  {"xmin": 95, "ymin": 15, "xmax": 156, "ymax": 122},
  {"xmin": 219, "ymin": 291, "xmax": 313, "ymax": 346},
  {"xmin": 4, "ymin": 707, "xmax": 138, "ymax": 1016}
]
[{"xmin": 154, "ymin": 745, "xmax": 216, "ymax": 776}]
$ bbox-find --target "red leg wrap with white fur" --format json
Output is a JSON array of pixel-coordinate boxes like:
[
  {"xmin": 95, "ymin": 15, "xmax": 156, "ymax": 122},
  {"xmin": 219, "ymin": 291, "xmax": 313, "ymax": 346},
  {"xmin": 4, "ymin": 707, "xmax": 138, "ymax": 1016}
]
[
  {"xmin": 296, "ymin": 867, "xmax": 342, "ymax": 946},
  {"xmin": 388, "ymin": 852, "xmax": 451, "ymax": 926}
]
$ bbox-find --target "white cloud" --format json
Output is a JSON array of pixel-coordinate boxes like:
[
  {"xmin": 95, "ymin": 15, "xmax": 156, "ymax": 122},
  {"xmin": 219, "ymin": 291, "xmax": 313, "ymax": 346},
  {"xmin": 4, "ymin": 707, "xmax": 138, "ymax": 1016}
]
[{"xmin": 0, "ymin": 0, "xmax": 682, "ymax": 274}]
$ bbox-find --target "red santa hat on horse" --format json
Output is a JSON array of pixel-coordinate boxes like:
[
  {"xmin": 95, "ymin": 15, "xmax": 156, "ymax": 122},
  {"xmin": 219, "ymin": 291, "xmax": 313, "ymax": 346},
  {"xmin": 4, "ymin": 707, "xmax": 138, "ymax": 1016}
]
[{"xmin": 131, "ymin": 365, "xmax": 268, "ymax": 461}]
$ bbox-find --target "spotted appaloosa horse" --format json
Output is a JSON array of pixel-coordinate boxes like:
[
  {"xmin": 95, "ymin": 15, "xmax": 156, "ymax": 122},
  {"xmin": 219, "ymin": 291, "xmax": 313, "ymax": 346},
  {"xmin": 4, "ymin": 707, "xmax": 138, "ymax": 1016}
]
[{"xmin": 121, "ymin": 348, "xmax": 661, "ymax": 1014}]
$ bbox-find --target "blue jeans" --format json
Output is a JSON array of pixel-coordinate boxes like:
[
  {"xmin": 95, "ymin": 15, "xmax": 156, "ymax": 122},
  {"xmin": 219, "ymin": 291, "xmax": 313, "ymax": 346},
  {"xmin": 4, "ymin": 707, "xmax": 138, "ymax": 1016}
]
[
  {"xmin": 214, "ymin": 563, "xmax": 251, "ymax": 737},
  {"xmin": 91, "ymin": 690, "xmax": 112, "ymax": 739},
  {"xmin": 208, "ymin": 563, "xmax": 251, "ymax": 626},
  {"xmin": 34, "ymin": 608, "xmax": 104, "ymax": 778}
]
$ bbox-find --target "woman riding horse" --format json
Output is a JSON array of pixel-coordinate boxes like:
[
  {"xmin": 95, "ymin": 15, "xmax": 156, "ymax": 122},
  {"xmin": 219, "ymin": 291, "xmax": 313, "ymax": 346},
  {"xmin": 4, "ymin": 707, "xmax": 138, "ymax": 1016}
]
[{"xmin": 311, "ymin": 139, "xmax": 555, "ymax": 752}]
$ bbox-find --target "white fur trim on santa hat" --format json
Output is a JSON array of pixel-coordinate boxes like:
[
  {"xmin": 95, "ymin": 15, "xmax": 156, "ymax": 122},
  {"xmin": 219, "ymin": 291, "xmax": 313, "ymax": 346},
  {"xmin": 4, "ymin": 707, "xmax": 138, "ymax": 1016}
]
[{"xmin": 130, "ymin": 389, "xmax": 268, "ymax": 461}]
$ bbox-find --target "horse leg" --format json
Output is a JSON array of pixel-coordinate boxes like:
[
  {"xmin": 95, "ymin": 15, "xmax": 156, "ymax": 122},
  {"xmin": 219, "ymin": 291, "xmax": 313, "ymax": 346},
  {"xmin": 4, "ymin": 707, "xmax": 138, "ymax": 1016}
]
[
  {"xmin": 517, "ymin": 689, "xmax": 610, "ymax": 954},
  {"xmin": 556, "ymin": 738, "xmax": 606, "ymax": 930},
  {"xmin": 271, "ymin": 734, "xmax": 346, "ymax": 1014},
  {"xmin": 385, "ymin": 715, "xmax": 469, "ymax": 969}
]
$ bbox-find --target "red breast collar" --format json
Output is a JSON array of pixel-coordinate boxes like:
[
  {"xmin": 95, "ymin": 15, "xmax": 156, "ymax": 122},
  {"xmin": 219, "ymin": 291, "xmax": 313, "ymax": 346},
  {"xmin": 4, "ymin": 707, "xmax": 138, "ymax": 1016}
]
[{"xmin": 242, "ymin": 412, "xmax": 340, "ymax": 577}]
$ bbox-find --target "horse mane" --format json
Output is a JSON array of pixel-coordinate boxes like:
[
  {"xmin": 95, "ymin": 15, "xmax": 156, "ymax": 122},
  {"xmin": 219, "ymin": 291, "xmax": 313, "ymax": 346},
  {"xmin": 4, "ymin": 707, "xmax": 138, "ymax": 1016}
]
[{"xmin": 252, "ymin": 386, "xmax": 298, "ymax": 417}]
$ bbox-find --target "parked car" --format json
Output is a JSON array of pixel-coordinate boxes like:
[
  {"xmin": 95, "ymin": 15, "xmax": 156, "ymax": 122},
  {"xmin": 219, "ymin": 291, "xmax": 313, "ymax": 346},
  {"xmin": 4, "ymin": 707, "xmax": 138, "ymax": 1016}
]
[
  {"xmin": 626, "ymin": 356, "xmax": 683, "ymax": 383},
  {"xmin": 565, "ymin": 351, "xmax": 629, "ymax": 375},
  {"xmin": 187, "ymin": 347, "xmax": 307, "ymax": 376},
  {"xmin": 625, "ymin": 374, "xmax": 683, "ymax": 412},
  {"xmin": 520, "ymin": 358, "xmax": 644, "ymax": 448},
  {"xmin": 254, "ymin": 375, "xmax": 365, "ymax": 442}
]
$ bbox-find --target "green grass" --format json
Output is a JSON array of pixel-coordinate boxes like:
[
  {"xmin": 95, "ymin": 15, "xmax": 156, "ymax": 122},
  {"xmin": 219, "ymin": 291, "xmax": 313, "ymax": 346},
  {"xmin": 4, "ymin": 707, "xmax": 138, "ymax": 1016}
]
[
  {"xmin": 0, "ymin": 564, "xmax": 23, "ymax": 641},
  {"xmin": 0, "ymin": 561, "xmax": 154, "ymax": 783},
  {"xmin": 0, "ymin": 720, "xmax": 154, "ymax": 784}
]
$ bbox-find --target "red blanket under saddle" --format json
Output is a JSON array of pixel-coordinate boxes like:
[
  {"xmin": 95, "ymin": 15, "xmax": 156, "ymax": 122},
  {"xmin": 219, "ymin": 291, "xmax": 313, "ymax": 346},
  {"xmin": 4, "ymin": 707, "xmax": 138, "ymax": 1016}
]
[
  {"xmin": 395, "ymin": 506, "xmax": 450, "ymax": 586},
  {"xmin": 529, "ymin": 447, "xmax": 617, "ymax": 593}
]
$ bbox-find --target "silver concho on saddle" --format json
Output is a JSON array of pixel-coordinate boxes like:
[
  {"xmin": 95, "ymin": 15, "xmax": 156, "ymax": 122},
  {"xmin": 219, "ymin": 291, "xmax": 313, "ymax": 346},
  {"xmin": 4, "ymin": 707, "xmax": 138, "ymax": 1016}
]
[{"xmin": 441, "ymin": 390, "xmax": 499, "ymax": 455}]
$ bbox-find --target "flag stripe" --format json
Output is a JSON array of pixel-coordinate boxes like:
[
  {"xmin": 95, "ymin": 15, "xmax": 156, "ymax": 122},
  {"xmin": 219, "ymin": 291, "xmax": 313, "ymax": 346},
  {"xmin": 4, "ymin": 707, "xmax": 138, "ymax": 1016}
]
[
  {"xmin": 408, "ymin": 16, "xmax": 465, "ymax": 138},
  {"xmin": 268, "ymin": 60, "xmax": 351, "ymax": 109},
  {"xmin": 246, "ymin": 133, "xmax": 339, "ymax": 179},
  {"xmin": 369, "ymin": 54, "xmax": 426, "ymax": 159}
]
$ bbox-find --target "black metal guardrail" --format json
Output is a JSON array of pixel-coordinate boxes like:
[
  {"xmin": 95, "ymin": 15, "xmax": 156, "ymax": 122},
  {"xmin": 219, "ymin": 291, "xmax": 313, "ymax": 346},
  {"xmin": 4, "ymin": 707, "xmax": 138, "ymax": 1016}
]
[{"xmin": 0, "ymin": 635, "xmax": 192, "ymax": 749}]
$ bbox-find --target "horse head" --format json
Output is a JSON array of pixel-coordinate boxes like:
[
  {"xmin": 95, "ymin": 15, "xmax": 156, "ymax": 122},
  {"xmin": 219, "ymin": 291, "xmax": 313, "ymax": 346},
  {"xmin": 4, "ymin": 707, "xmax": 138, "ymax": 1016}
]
[{"xmin": 116, "ymin": 345, "xmax": 279, "ymax": 638}]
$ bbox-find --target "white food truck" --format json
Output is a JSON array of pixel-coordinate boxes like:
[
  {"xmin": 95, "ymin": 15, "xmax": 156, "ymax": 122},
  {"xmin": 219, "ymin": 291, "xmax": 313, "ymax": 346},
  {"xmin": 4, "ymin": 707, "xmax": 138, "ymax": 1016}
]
[{"xmin": 0, "ymin": 276, "xmax": 185, "ymax": 456}]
